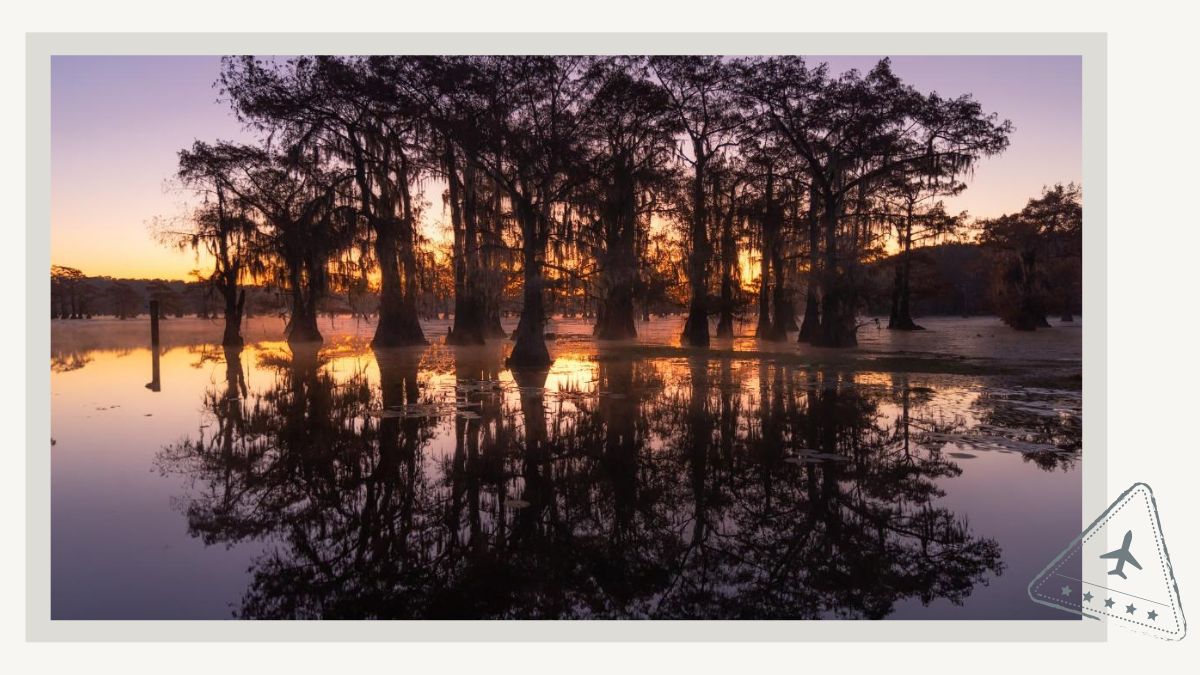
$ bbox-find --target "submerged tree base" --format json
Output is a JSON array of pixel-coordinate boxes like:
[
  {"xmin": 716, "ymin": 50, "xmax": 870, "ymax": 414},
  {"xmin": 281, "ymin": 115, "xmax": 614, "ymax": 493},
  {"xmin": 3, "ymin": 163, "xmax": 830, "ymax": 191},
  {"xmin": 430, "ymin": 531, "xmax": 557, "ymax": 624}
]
[
  {"xmin": 507, "ymin": 326, "xmax": 553, "ymax": 368},
  {"xmin": 594, "ymin": 305, "xmax": 638, "ymax": 341},
  {"xmin": 812, "ymin": 321, "xmax": 859, "ymax": 348},
  {"xmin": 1002, "ymin": 312, "xmax": 1052, "ymax": 332},
  {"xmin": 887, "ymin": 317, "xmax": 926, "ymax": 331},
  {"xmin": 372, "ymin": 313, "xmax": 428, "ymax": 349},
  {"xmin": 760, "ymin": 323, "xmax": 789, "ymax": 342},
  {"xmin": 681, "ymin": 309, "xmax": 710, "ymax": 348},
  {"xmin": 446, "ymin": 329, "xmax": 487, "ymax": 346},
  {"xmin": 506, "ymin": 346, "xmax": 553, "ymax": 369},
  {"xmin": 715, "ymin": 316, "xmax": 735, "ymax": 339},
  {"xmin": 286, "ymin": 318, "xmax": 323, "ymax": 346},
  {"xmin": 446, "ymin": 311, "xmax": 487, "ymax": 346}
]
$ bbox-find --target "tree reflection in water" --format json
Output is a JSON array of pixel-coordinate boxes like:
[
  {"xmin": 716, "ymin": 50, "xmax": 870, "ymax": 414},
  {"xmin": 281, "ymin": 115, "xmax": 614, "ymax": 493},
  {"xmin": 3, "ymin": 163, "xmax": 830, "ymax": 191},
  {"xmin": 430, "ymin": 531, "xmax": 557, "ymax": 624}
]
[{"xmin": 159, "ymin": 343, "xmax": 1011, "ymax": 619}]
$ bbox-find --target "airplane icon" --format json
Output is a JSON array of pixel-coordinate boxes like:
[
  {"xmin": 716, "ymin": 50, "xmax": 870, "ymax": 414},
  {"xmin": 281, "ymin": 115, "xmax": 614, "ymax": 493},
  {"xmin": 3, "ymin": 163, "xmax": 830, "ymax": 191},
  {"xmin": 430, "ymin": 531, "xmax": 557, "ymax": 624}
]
[{"xmin": 1100, "ymin": 530, "xmax": 1143, "ymax": 580}]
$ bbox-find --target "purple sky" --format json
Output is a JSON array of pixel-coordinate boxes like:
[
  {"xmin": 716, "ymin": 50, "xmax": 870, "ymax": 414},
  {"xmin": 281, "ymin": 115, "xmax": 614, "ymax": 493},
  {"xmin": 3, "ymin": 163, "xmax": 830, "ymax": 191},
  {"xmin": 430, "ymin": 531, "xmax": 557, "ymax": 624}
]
[{"xmin": 51, "ymin": 55, "xmax": 1081, "ymax": 280}]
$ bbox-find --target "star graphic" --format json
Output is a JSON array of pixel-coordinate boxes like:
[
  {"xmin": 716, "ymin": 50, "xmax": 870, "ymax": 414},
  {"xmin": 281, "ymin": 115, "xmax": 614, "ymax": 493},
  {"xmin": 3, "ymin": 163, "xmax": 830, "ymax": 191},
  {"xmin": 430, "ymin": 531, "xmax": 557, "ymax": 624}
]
[
  {"xmin": 1082, "ymin": 591, "xmax": 1094, "ymax": 603},
  {"xmin": 1126, "ymin": 603, "xmax": 1137, "ymax": 615},
  {"xmin": 1061, "ymin": 585, "xmax": 1072, "ymax": 596},
  {"xmin": 1147, "ymin": 610, "xmax": 1158, "ymax": 621},
  {"xmin": 1104, "ymin": 597, "xmax": 1115, "ymax": 608}
]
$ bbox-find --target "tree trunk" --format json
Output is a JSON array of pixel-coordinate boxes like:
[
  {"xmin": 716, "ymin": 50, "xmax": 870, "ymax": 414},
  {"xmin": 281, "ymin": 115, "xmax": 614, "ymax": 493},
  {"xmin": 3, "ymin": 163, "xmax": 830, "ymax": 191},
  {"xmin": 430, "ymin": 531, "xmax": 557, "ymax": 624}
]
[
  {"xmin": 221, "ymin": 286, "xmax": 244, "ymax": 347},
  {"xmin": 681, "ymin": 148, "xmax": 711, "ymax": 348},
  {"xmin": 287, "ymin": 291, "xmax": 322, "ymax": 344},
  {"xmin": 446, "ymin": 145, "xmax": 487, "ymax": 345},
  {"xmin": 767, "ymin": 231, "xmax": 794, "ymax": 340},
  {"xmin": 888, "ymin": 217, "xmax": 924, "ymax": 331},
  {"xmin": 798, "ymin": 185, "xmax": 821, "ymax": 343},
  {"xmin": 508, "ymin": 201, "xmax": 552, "ymax": 368},
  {"xmin": 715, "ymin": 181, "xmax": 736, "ymax": 339},
  {"xmin": 769, "ymin": 276, "xmax": 794, "ymax": 339},
  {"xmin": 595, "ymin": 159, "xmax": 639, "ymax": 341},
  {"xmin": 481, "ymin": 176, "xmax": 508, "ymax": 338},
  {"xmin": 755, "ymin": 242, "xmax": 771, "ymax": 337},
  {"xmin": 371, "ymin": 150, "xmax": 426, "ymax": 349},
  {"xmin": 373, "ymin": 225, "xmax": 427, "ymax": 347},
  {"xmin": 595, "ymin": 281, "xmax": 637, "ymax": 340},
  {"xmin": 814, "ymin": 197, "xmax": 858, "ymax": 348},
  {"xmin": 1017, "ymin": 248, "xmax": 1049, "ymax": 330}
]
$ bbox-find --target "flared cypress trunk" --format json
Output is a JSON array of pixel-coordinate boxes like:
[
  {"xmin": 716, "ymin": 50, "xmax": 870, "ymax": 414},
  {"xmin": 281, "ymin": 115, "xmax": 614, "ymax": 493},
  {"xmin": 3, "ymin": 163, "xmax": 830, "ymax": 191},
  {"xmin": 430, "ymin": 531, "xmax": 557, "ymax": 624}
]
[
  {"xmin": 768, "ymin": 275, "xmax": 794, "ymax": 339},
  {"xmin": 282, "ymin": 249, "xmax": 322, "ymax": 345},
  {"xmin": 1002, "ymin": 248, "xmax": 1050, "ymax": 331},
  {"xmin": 595, "ymin": 160, "xmax": 639, "ymax": 341},
  {"xmin": 508, "ymin": 202, "xmax": 552, "ymax": 368},
  {"xmin": 287, "ymin": 291, "xmax": 322, "ymax": 344},
  {"xmin": 221, "ymin": 286, "xmax": 245, "ymax": 347},
  {"xmin": 798, "ymin": 287, "xmax": 820, "ymax": 342},
  {"xmin": 715, "ymin": 277, "xmax": 735, "ymax": 338},
  {"xmin": 681, "ymin": 150, "xmax": 711, "ymax": 348},
  {"xmin": 887, "ymin": 219, "xmax": 924, "ymax": 331},
  {"xmin": 446, "ymin": 145, "xmax": 487, "ymax": 346},
  {"xmin": 755, "ymin": 246, "xmax": 771, "ymax": 337},
  {"xmin": 372, "ymin": 154, "xmax": 427, "ymax": 348},
  {"xmin": 814, "ymin": 198, "xmax": 858, "ymax": 348},
  {"xmin": 766, "ymin": 237, "xmax": 794, "ymax": 340},
  {"xmin": 373, "ymin": 226, "xmax": 427, "ymax": 347},
  {"xmin": 798, "ymin": 185, "xmax": 822, "ymax": 343},
  {"xmin": 595, "ymin": 283, "xmax": 638, "ymax": 340},
  {"xmin": 715, "ymin": 205, "xmax": 735, "ymax": 339},
  {"xmin": 482, "ymin": 177, "xmax": 508, "ymax": 339},
  {"xmin": 767, "ymin": 175, "xmax": 796, "ymax": 339}
]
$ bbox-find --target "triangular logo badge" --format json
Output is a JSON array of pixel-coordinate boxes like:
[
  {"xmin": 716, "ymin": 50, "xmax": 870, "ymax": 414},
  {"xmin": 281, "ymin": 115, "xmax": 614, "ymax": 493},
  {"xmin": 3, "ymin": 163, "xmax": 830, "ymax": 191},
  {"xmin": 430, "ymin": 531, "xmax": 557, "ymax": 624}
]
[{"xmin": 1029, "ymin": 483, "xmax": 1186, "ymax": 640}]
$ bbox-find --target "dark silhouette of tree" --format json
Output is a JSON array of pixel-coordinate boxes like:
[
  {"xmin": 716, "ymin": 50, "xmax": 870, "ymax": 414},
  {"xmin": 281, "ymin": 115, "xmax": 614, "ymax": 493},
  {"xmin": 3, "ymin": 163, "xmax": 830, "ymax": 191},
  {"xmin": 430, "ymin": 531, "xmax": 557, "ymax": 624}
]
[
  {"xmin": 136, "ymin": 55, "xmax": 1075, "ymax": 362},
  {"xmin": 980, "ymin": 183, "xmax": 1082, "ymax": 330},
  {"xmin": 707, "ymin": 155, "xmax": 749, "ymax": 338},
  {"xmin": 51, "ymin": 265, "xmax": 94, "ymax": 319},
  {"xmin": 742, "ymin": 57, "xmax": 1011, "ymax": 346},
  {"xmin": 575, "ymin": 57, "xmax": 681, "ymax": 340},
  {"xmin": 106, "ymin": 282, "xmax": 142, "ymax": 319},
  {"xmin": 219, "ymin": 144, "xmax": 356, "ymax": 344},
  {"xmin": 649, "ymin": 57, "xmax": 743, "ymax": 347},
  {"xmin": 735, "ymin": 135, "xmax": 803, "ymax": 341},
  {"xmin": 465, "ymin": 57, "xmax": 590, "ymax": 367},
  {"xmin": 883, "ymin": 190, "xmax": 965, "ymax": 330},
  {"xmin": 398, "ymin": 56, "xmax": 509, "ymax": 345},
  {"xmin": 146, "ymin": 280, "xmax": 186, "ymax": 319},
  {"xmin": 166, "ymin": 141, "xmax": 264, "ymax": 345},
  {"xmin": 221, "ymin": 56, "xmax": 428, "ymax": 348}
]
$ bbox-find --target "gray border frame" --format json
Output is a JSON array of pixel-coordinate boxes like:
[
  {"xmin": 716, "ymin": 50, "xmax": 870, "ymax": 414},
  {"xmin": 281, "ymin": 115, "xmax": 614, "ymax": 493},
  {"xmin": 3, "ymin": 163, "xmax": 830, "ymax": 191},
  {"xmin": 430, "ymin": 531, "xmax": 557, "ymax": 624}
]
[{"xmin": 27, "ymin": 32, "xmax": 1107, "ymax": 642}]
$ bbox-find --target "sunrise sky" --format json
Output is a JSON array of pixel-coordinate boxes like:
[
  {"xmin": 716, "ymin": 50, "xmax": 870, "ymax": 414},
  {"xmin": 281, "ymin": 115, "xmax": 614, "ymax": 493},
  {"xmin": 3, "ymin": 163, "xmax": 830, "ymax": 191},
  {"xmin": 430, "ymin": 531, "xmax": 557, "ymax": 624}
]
[{"xmin": 50, "ymin": 55, "xmax": 1082, "ymax": 280}]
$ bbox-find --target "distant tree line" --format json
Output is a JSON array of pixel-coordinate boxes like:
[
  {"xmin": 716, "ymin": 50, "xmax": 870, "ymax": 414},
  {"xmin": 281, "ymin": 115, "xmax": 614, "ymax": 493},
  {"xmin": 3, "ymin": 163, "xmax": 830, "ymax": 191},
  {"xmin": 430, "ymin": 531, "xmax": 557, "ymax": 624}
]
[
  {"xmin": 49, "ymin": 267, "xmax": 286, "ymax": 321},
  {"xmin": 134, "ymin": 56, "xmax": 1077, "ymax": 360}
]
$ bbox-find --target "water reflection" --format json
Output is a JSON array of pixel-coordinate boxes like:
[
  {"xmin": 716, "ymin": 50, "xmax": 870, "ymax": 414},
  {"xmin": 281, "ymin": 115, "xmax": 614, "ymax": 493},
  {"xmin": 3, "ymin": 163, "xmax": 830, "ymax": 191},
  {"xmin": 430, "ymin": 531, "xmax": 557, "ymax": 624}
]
[{"xmin": 146, "ymin": 339, "xmax": 1081, "ymax": 620}]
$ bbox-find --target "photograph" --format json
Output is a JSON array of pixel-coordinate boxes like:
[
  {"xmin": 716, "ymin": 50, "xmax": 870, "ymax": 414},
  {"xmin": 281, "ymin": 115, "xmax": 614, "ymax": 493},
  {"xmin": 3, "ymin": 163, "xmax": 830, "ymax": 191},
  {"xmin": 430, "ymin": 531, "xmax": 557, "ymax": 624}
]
[{"xmin": 46, "ymin": 51, "xmax": 1086, "ymax": 621}]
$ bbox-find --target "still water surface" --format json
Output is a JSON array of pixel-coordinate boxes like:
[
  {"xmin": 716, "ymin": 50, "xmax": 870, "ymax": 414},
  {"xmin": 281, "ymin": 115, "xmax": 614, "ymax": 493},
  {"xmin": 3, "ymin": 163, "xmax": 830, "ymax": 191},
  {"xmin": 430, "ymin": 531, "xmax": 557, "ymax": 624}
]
[{"xmin": 51, "ymin": 315, "xmax": 1082, "ymax": 619}]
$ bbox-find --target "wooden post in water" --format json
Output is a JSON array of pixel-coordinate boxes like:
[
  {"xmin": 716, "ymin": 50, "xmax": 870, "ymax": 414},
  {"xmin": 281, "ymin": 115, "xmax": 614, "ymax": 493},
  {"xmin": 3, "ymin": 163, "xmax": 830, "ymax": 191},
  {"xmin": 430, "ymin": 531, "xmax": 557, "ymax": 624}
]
[
  {"xmin": 146, "ymin": 300, "xmax": 161, "ymax": 392},
  {"xmin": 149, "ymin": 300, "xmax": 160, "ymax": 347}
]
